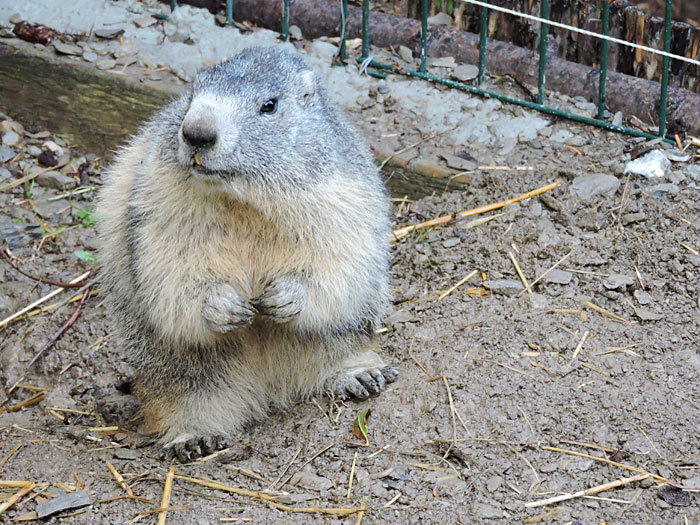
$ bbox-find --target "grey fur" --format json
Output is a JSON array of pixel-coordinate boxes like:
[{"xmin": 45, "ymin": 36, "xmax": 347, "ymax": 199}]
[{"xmin": 97, "ymin": 47, "xmax": 397, "ymax": 459}]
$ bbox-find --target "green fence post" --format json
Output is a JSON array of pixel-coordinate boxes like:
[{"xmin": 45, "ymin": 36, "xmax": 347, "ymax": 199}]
[
  {"xmin": 597, "ymin": 1, "xmax": 610, "ymax": 121},
  {"xmin": 658, "ymin": 0, "xmax": 672, "ymax": 138},
  {"xmin": 420, "ymin": 0, "xmax": 428, "ymax": 73},
  {"xmin": 478, "ymin": 0, "xmax": 488, "ymax": 85},
  {"xmin": 361, "ymin": 0, "xmax": 370, "ymax": 59},
  {"xmin": 339, "ymin": 0, "xmax": 348, "ymax": 63},
  {"xmin": 170, "ymin": 0, "xmax": 177, "ymax": 12},
  {"xmin": 537, "ymin": 0, "xmax": 550, "ymax": 105},
  {"xmin": 281, "ymin": 0, "xmax": 289, "ymax": 41},
  {"xmin": 226, "ymin": 0, "xmax": 233, "ymax": 26}
]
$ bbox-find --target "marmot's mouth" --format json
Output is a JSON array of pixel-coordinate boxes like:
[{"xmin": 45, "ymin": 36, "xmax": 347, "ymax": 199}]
[{"xmin": 193, "ymin": 152, "xmax": 202, "ymax": 166}]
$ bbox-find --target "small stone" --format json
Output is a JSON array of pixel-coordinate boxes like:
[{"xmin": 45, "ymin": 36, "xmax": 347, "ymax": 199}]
[
  {"xmin": 0, "ymin": 166, "xmax": 11, "ymax": 181},
  {"xmin": 38, "ymin": 150, "xmax": 59, "ymax": 167},
  {"xmin": 634, "ymin": 307, "xmax": 663, "ymax": 321},
  {"xmin": 82, "ymin": 51, "xmax": 98, "ymax": 63},
  {"xmin": 26, "ymin": 145, "xmax": 42, "ymax": 157},
  {"xmin": 378, "ymin": 86, "xmax": 390, "ymax": 95},
  {"xmin": 441, "ymin": 153, "xmax": 476, "ymax": 171},
  {"xmin": 542, "ymin": 269, "xmax": 572, "ymax": 285},
  {"xmin": 288, "ymin": 25, "xmax": 302, "ymax": 40},
  {"xmin": 9, "ymin": 13, "xmax": 23, "ymax": 24},
  {"xmin": 1, "ymin": 131, "xmax": 20, "ymax": 146},
  {"xmin": 527, "ymin": 293, "xmax": 548, "ymax": 310},
  {"xmin": 96, "ymin": 59, "xmax": 117, "ymax": 71},
  {"xmin": 451, "ymin": 64, "xmax": 479, "ymax": 82},
  {"xmin": 612, "ymin": 111, "xmax": 623, "ymax": 126},
  {"xmin": 36, "ymin": 489, "xmax": 91, "ymax": 519},
  {"xmin": 549, "ymin": 129, "xmax": 573, "ymax": 143},
  {"xmin": 473, "ymin": 502, "xmax": 502, "ymax": 519},
  {"xmin": 385, "ymin": 310, "xmax": 413, "ymax": 325},
  {"xmin": 621, "ymin": 212, "xmax": 646, "ymax": 225},
  {"xmin": 431, "ymin": 56, "xmax": 456, "ymax": 68},
  {"xmin": 114, "ymin": 42, "xmax": 139, "ymax": 58},
  {"xmin": 113, "ymin": 448, "xmax": 140, "ymax": 460},
  {"xmin": 133, "ymin": 16, "xmax": 157, "ymax": 28},
  {"xmin": 53, "ymin": 41, "xmax": 82, "ymax": 56},
  {"xmin": 603, "ymin": 273, "xmax": 634, "ymax": 290},
  {"xmin": 0, "ymin": 120, "xmax": 24, "ymax": 134},
  {"xmin": 398, "ymin": 45, "xmax": 413, "ymax": 63},
  {"xmin": 442, "ymin": 238, "xmax": 460, "ymax": 248},
  {"xmin": 427, "ymin": 12, "xmax": 453, "ymax": 25},
  {"xmin": 0, "ymin": 145, "xmax": 15, "ymax": 162},
  {"xmin": 95, "ymin": 27, "xmax": 124, "ymax": 39},
  {"xmin": 0, "ymin": 222, "xmax": 44, "ymax": 249},
  {"xmin": 483, "ymin": 280, "xmax": 524, "ymax": 296},
  {"xmin": 634, "ymin": 290, "xmax": 652, "ymax": 305},
  {"xmin": 486, "ymin": 476, "xmax": 502, "ymax": 492},
  {"xmin": 288, "ymin": 471, "xmax": 333, "ymax": 492},
  {"xmin": 658, "ymin": 485, "xmax": 692, "ymax": 507},
  {"xmin": 649, "ymin": 183, "xmax": 679, "ymax": 197},
  {"xmin": 35, "ymin": 170, "xmax": 78, "ymax": 190},
  {"xmin": 624, "ymin": 149, "xmax": 671, "ymax": 178},
  {"xmin": 41, "ymin": 140, "xmax": 64, "ymax": 155},
  {"xmin": 572, "ymin": 173, "xmax": 620, "ymax": 201}
]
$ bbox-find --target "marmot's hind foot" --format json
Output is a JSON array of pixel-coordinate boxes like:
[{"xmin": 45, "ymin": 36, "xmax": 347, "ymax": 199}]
[
  {"xmin": 335, "ymin": 365, "xmax": 399, "ymax": 400},
  {"xmin": 160, "ymin": 434, "xmax": 232, "ymax": 462}
]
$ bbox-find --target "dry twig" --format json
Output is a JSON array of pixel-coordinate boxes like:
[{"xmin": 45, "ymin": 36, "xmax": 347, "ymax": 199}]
[
  {"xmin": 157, "ymin": 467, "xmax": 175, "ymax": 525},
  {"xmin": 525, "ymin": 473, "xmax": 649, "ymax": 508}
]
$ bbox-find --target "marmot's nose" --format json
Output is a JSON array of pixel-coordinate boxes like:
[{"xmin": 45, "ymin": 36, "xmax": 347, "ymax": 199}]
[{"xmin": 182, "ymin": 122, "xmax": 218, "ymax": 149}]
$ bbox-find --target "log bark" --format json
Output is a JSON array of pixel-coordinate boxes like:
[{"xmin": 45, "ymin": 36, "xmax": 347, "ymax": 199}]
[{"xmin": 179, "ymin": 0, "xmax": 700, "ymax": 136}]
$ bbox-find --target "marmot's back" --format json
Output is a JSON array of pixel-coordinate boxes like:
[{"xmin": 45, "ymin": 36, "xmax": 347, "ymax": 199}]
[{"xmin": 98, "ymin": 46, "xmax": 397, "ymax": 461}]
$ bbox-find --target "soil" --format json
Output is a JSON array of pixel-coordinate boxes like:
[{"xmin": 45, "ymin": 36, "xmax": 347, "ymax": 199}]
[{"xmin": 1, "ymin": 98, "xmax": 700, "ymax": 523}]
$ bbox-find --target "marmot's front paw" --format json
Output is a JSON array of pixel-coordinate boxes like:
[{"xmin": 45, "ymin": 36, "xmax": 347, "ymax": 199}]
[
  {"xmin": 202, "ymin": 282, "xmax": 255, "ymax": 333},
  {"xmin": 252, "ymin": 274, "xmax": 306, "ymax": 323}
]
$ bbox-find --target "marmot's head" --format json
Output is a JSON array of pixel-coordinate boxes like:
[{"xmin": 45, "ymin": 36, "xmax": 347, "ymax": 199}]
[{"xmin": 175, "ymin": 46, "xmax": 338, "ymax": 192}]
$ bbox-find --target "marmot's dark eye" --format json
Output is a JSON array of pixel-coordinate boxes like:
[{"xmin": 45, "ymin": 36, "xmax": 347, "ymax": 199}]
[{"xmin": 260, "ymin": 98, "xmax": 278, "ymax": 115}]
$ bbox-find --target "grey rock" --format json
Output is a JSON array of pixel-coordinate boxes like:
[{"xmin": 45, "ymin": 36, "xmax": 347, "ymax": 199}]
[
  {"xmin": 0, "ymin": 222, "xmax": 43, "ymax": 249},
  {"xmin": 621, "ymin": 212, "xmax": 646, "ymax": 225},
  {"xmin": 633, "ymin": 290, "xmax": 652, "ymax": 305},
  {"xmin": 486, "ymin": 476, "xmax": 503, "ymax": 492},
  {"xmin": 54, "ymin": 41, "xmax": 82, "ymax": 56},
  {"xmin": 527, "ymin": 293, "xmax": 548, "ymax": 310},
  {"xmin": 442, "ymin": 238, "xmax": 460, "ymax": 248},
  {"xmin": 451, "ymin": 64, "xmax": 479, "ymax": 82},
  {"xmin": 543, "ymin": 269, "xmax": 573, "ymax": 285},
  {"xmin": 649, "ymin": 183, "xmax": 679, "ymax": 197},
  {"xmin": 572, "ymin": 173, "xmax": 620, "ymax": 201},
  {"xmin": 603, "ymin": 273, "xmax": 634, "ymax": 290},
  {"xmin": 96, "ymin": 59, "xmax": 117, "ymax": 71},
  {"xmin": 1, "ymin": 131, "xmax": 20, "ymax": 146},
  {"xmin": 549, "ymin": 129, "xmax": 573, "ymax": 143},
  {"xmin": 133, "ymin": 16, "xmax": 157, "ymax": 28},
  {"xmin": 82, "ymin": 51, "xmax": 98, "ymax": 63},
  {"xmin": 624, "ymin": 149, "xmax": 671, "ymax": 178},
  {"xmin": 35, "ymin": 171, "xmax": 78, "ymax": 190},
  {"xmin": 113, "ymin": 448, "xmax": 140, "ymax": 460},
  {"xmin": 36, "ymin": 489, "xmax": 91, "ymax": 518},
  {"xmin": 9, "ymin": 13, "xmax": 23, "ymax": 24},
  {"xmin": 0, "ymin": 144, "xmax": 15, "ymax": 162},
  {"xmin": 612, "ymin": 111, "xmax": 623, "ymax": 127},
  {"xmin": 0, "ymin": 166, "xmax": 11, "ymax": 182},
  {"xmin": 473, "ymin": 502, "xmax": 502, "ymax": 519},
  {"xmin": 385, "ymin": 310, "xmax": 413, "ymax": 325},
  {"xmin": 427, "ymin": 12, "xmax": 453, "ymax": 25},
  {"xmin": 288, "ymin": 25, "xmax": 302, "ymax": 40},
  {"xmin": 635, "ymin": 307, "xmax": 663, "ymax": 321},
  {"xmin": 398, "ymin": 45, "xmax": 413, "ymax": 63},
  {"xmin": 431, "ymin": 56, "xmax": 456, "ymax": 68},
  {"xmin": 288, "ymin": 471, "xmax": 333, "ymax": 492},
  {"xmin": 483, "ymin": 279, "xmax": 524, "ymax": 296},
  {"xmin": 441, "ymin": 153, "xmax": 476, "ymax": 171},
  {"xmin": 26, "ymin": 144, "xmax": 42, "ymax": 157},
  {"xmin": 114, "ymin": 42, "xmax": 139, "ymax": 58},
  {"xmin": 33, "ymin": 196, "xmax": 71, "ymax": 221},
  {"xmin": 433, "ymin": 475, "xmax": 467, "ymax": 496},
  {"xmin": 95, "ymin": 27, "xmax": 124, "ymax": 39}
]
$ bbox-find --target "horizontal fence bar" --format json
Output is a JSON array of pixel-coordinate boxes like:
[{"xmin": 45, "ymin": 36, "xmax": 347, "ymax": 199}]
[
  {"xmin": 363, "ymin": 58, "xmax": 674, "ymax": 144},
  {"xmin": 459, "ymin": 0, "xmax": 700, "ymax": 67}
]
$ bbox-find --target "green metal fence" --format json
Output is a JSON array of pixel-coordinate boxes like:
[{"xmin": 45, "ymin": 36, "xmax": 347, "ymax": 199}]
[{"xmin": 169, "ymin": 0, "xmax": 694, "ymax": 145}]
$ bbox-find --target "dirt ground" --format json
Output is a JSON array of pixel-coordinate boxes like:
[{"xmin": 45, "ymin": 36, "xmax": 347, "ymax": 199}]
[{"xmin": 1, "ymin": 95, "xmax": 699, "ymax": 524}]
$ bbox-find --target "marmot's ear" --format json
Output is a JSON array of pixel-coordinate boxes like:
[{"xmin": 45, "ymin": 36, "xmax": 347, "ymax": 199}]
[{"xmin": 298, "ymin": 69, "xmax": 316, "ymax": 107}]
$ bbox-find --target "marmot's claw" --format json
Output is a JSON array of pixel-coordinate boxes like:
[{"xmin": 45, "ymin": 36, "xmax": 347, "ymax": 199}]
[
  {"xmin": 252, "ymin": 274, "xmax": 306, "ymax": 324},
  {"xmin": 202, "ymin": 282, "xmax": 255, "ymax": 333},
  {"xmin": 335, "ymin": 364, "xmax": 399, "ymax": 400},
  {"xmin": 161, "ymin": 434, "xmax": 233, "ymax": 463}
]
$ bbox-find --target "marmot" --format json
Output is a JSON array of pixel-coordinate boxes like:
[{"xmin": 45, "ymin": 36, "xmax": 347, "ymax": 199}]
[{"xmin": 97, "ymin": 46, "xmax": 397, "ymax": 461}]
